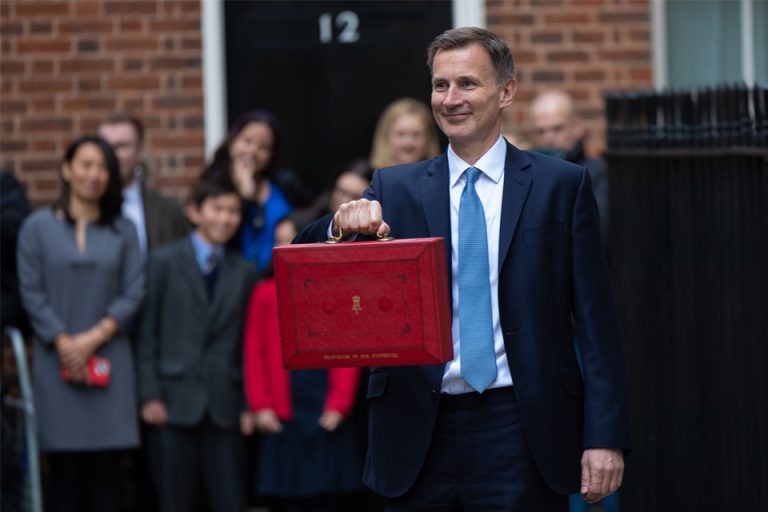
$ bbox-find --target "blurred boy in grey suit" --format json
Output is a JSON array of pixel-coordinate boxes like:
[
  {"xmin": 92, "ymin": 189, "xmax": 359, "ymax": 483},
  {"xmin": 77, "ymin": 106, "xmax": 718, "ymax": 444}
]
[{"xmin": 137, "ymin": 178, "xmax": 257, "ymax": 512}]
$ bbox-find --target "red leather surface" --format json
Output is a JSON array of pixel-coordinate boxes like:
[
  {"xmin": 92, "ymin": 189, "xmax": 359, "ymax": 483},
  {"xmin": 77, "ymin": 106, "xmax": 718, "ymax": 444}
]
[{"xmin": 273, "ymin": 238, "xmax": 453, "ymax": 369}]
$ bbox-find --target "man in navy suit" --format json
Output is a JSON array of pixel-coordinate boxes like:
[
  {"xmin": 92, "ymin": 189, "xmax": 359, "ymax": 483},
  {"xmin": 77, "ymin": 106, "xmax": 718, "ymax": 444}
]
[{"xmin": 297, "ymin": 27, "xmax": 630, "ymax": 511}]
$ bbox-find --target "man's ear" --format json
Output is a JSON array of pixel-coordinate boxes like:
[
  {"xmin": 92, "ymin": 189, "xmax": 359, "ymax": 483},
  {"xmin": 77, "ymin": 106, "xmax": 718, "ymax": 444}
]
[
  {"xmin": 185, "ymin": 202, "xmax": 199, "ymax": 226},
  {"xmin": 499, "ymin": 78, "xmax": 517, "ymax": 109}
]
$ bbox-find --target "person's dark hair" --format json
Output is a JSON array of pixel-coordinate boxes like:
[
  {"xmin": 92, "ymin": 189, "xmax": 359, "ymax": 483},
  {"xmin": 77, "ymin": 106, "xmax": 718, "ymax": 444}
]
[
  {"xmin": 55, "ymin": 136, "xmax": 122, "ymax": 225},
  {"xmin": 427, "ymin": 27, "xmax": 515, "ymax": 86},
  {"xmin": 98, "ymin": 112, "xmax": 145, "ymax": 144},
  {"xmin": 336, "ymin": 158, "xmax": 373, "ymax": 183},
  {"xmin": 201, "ymin": 110, "xmax": 282, "ymax": 185},
  {"xmin": 189, "ymin": 175, "xmax": 241, "ymax": 209}
]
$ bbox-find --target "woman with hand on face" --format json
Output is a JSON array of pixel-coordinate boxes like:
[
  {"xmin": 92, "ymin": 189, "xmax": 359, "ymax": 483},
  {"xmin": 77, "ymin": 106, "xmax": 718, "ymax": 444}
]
[
  {"xmin": 17, "ymin": 136, "xmax": 144, "ymax": 512},
  {"xmin": 201, "ymin": 110, "xmax": 292, "ymax": 271},
  {"xmin": 369, "ymin": 98, "xmax": 441, "ymax": 169}
]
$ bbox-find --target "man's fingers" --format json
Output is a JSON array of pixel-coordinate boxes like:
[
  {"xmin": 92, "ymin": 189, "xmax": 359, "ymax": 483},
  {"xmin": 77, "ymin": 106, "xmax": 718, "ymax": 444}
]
[
  {"xmin": 580, "ymin": 460, "xmax": 590, "ymax": 496},
  {"xmin": 334, "ymin": 199, "xmax": 386, "ymax": 235},
  {"xmin": 377, "ymin": 221, "xmax": 391, "ymax": 237}
]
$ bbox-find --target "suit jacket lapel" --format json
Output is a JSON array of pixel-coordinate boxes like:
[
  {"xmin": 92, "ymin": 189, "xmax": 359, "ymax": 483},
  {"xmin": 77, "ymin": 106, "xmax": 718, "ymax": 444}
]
[
  {"xmin": 420, "ymin": 154, "xmax": 452, "ymax": 287},
  {"xmin": 499, "ymin": 143, "xmax": 532, "ymax": 269},
  {"xmin": 419, "ymin": 154, "xmax": 454, "ymax": 386},
  {"xmin": 179, "ymin": 238, "xmax": 209, "ymax": 309},
  {"xmin": 207, "ymin": 252, "xmax": 239, "ymax": 334}
]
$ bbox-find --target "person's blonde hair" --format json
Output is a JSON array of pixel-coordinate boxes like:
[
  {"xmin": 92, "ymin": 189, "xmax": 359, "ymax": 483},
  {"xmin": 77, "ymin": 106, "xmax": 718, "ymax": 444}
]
[{"xmin": 369, "ymin": 98, "xmax": 441, "ymax": 169}]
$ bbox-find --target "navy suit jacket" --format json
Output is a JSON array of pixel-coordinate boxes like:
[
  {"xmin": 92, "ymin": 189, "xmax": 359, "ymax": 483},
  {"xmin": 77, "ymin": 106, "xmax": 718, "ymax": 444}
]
[{"xmin": 296, "ymin": 142, "xmax": 630, "ymax": 497}]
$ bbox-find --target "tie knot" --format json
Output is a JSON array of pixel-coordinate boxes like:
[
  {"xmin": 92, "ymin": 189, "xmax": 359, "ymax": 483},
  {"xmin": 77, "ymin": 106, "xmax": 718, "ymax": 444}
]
[{"xmin": 465, "ymin": 167, "xmax": 481, "ymax": 185}]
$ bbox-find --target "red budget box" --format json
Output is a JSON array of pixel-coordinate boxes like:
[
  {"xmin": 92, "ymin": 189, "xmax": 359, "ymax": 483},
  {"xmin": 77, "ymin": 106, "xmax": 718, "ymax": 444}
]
[{"xmin": 273, "ymin": 237, "xmax": 453, "ymax": 369}]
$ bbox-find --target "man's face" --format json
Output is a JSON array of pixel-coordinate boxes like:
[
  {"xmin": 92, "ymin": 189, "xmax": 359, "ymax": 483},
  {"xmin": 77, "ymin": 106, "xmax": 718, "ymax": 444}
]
[
  {"xmin": 98, "ymin": 122, "xmax": 141, "ymax": 185},
  {"xmin": 530, "ymin": 101, "xmax": 581, "ymax": 152},
  {"xmin": 430, "ymin": 44, "xmax": 515, "ymax": 151}
]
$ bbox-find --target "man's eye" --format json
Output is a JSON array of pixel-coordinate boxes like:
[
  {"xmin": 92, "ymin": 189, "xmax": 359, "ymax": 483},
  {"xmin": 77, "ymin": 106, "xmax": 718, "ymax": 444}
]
[{"xmin": 433, "ymin": 83, "xmax": 447, "ymax": 91}]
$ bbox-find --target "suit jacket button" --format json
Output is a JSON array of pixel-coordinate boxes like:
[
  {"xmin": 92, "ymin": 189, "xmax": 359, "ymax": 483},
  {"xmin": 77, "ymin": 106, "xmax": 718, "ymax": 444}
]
[{"xmin": 430, "ymin": 389, "xmax": 439, "ymax": 399}]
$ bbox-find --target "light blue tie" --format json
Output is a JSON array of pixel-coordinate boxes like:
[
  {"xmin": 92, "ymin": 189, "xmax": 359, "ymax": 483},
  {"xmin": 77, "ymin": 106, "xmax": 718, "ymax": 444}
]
[{"xmin": 459, "ymin": 167, "xmax": 497, "ymax": 393}]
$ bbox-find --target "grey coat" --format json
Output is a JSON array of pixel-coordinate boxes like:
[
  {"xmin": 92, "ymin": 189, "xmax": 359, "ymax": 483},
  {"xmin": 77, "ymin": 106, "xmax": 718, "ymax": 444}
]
[
  {"xmin": 136, "ymin": 237, "xmax": 257, "ymax": 430},
  {"xmin": 17, "ymin": 209, "xmax": 145, "ymax": 451}
]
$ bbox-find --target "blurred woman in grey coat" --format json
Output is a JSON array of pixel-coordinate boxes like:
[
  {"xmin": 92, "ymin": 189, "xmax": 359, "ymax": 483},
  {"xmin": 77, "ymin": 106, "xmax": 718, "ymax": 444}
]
[{"xmin": 17, "ymin": 135, "xmax": 144, "ymax": 512}]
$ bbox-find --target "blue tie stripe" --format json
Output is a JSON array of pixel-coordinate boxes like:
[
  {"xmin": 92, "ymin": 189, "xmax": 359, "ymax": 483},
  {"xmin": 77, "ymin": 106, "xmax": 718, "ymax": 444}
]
[{"xmin": 458, "ymin": 167, "xmax": 497, "ymax": 393}]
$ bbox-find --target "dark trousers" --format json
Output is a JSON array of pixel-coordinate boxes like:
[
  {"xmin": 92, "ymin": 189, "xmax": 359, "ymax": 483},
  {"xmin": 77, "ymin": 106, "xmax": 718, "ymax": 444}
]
[
  {"xmin": 385, "ymin": 387, "xmax": 567, "ymax": 512},
  {"xmin": 157, "ymin": 417, "xmax": 245, "ymax": 512},
  {"xmin": 45, "ymin": 451, "xmax": 122, "ymax": 512}
]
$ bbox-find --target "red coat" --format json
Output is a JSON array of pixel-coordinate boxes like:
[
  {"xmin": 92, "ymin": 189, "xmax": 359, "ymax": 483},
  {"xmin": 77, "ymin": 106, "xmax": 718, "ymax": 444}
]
[{"xmin": 243, "ymin": 279, "xmax": 359, "ymax": 420}]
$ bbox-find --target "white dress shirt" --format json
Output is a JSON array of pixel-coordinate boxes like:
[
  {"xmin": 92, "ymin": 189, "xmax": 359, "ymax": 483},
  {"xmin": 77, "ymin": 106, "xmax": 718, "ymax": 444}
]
[
  {"xmin": 441, "ymin": 135, "xmax": 513, "ymax": 394},
  {"xmin": 122, "ymin": 180, "xmax": 148, "ymax": 261}
]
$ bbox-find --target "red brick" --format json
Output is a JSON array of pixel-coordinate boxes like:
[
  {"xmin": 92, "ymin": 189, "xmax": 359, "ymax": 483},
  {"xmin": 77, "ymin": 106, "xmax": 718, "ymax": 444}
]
[
  {"xmin": 599, "ymin": 11, "xmax": 649, "ymax": 23},
  {"xmin": 181, "ymin": 37, "xmax": 202, "ymax": 51},
  {"xmin": 77, "ymin": 40, "xmax": 99, "ymax": 53},
  {"xmin": 629, "ymin": 30, "xmax": 650, "ymax": 42},
  {"xmin": 107, "ymin": 76, "xmax": 161, "ymax": 90},
  {"xmin": 0, "ymin": 140, "xmax": 28, "ymax": 152},
  {"xmin": 1, "ymin": 22, "xmax": 24, "ymax": 35},
  {"xmin": 75, "ymin": 1, "xmax": 100, "ymax": 16},
  {"xmin": 488, "ymin": 14, "xmax": 535, "ymax": 25},
  {"xmin": 543, "ymin": 13, "xmax": 591, "ymax": 24},
  {"xmin": 532, "ymin": 70, "xmax": 565, "ymax": 82},
  {"xmin": 60, "ymin": 58, "xmax": 113, "ymax": 73},
  {"xmin": 183, "ymin": 116, "xmax": 204, "ymax": 130},
  {"xmin": 531, "ymin": 32, "xmax": 563, "ymax": 44},
  {"xmin": 16, "ymin": 2, "xmax": 70, "ymax": 17},
  {"xmin": 19, "ymin": 78, "xmax": 72, "ymax": 93},
  {"xmin": 598, "ymin": 49, "xmax": 650, "ymax": 61},
  {"xmin": 30, "ymin": 140, "xmax": 57, "ymax": 151},
  {"xmin": 61, "ymin": 97, "xmax": 118, "ymax": 111},
  {"xmin": 574, "ymin": 69, "xmax": 607, "ymax": 81},
  {"xmin": 181, "ymin": 75, "xmax": 202, "ymax": 89},
  {"xmin": 106, "ymin": 38, "xmax": 159, "ymax": 51},
  {"xmin": 31, "ymin": 59, "xmax": 55, "ymax": 73},
  {"xmin": 547, "ymin": 51, "xmax": 590, "ymax": 63},
  {"xmin": 629, "ymin": 67, "xmax": 652, "ymax": 82},
  {"xmin": 30, "ymin": 21, "xmax": 53, "ymax": 34},
  {"xmin": 152, "ymin": 95, "xmax": 202, "ymax": 110},
  {"xmin": 123, "ymin": 59, "xmax": 144, "ymax": 71},
  {"xmin": 17, "ymin": 40, "xmax": 71, "ymax": 53},
  {"xmin": 104, "ymin": 1, "xmax": 157, "ymax": 15},
  {"xmin": 149, "ymin": 19, "xmax": 200, "ymax": 32},
  {"xmin": 119, "ymin": 19, "xmax": 143, "ymax": 32},
  {"xmin": 30, "ymin": 98, "xmax": 55, "ymax": 111},
  {"xmin": 120, "ymin": 98, "xmax": 145, "ymax": 111},
  {"xmin": 178, "ymin": 1, "xmax": 200, "ymax": 14},
  {"xmin": 149, "ymin": 57, "xmax": 201, "ymax": 70},
  {"xmin": 59, "ymin": 21, "xmax": 113, "ymax": 34},
  {"xmin": 573, "ymin": 31, "xmax": 605, "ymax": 43},
  {"xmin": 0, "ymin": 100, "xmax": 27, "ymax": 114},
  {"xmin": 0, "ymin": 60, "xmax": 25, "ymax": 73},
  {"xmin": 20, "ymin": 158, "xmax": 62, "ymax": 172},
  {"xmin": 152, "ymin": 135, "xmax": 205, "ymax": 149},
  {"xmin": 78, "ymin": 77, "xmax": 102, "ymax": 92}
]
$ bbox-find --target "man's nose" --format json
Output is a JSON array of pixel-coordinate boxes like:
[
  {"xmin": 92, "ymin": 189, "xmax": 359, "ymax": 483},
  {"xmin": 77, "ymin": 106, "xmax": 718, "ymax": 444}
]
[{"xmin": 444, "ymin": 85, "xmax": 462, "ymax": 106}]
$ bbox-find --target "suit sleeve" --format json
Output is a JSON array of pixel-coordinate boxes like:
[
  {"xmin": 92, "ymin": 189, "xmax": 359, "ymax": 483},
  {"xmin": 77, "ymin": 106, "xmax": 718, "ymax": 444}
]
[
  {"xmin": 136, "ymin": 253, "xmax": 164, "ymax": 402},
  {"xmin": 16, "ymin": 217, "xmax": 66, "ymax": 344},
  {"xmin": 570, "ymin": 168, "xmax": 631, "ymax": 450}
]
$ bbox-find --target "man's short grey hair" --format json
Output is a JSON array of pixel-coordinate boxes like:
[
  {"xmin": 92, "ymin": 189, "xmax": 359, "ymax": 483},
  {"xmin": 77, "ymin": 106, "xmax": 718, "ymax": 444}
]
[{"xmin": 427, "ymin": 27, "xmax": 516, "ymax": 86}]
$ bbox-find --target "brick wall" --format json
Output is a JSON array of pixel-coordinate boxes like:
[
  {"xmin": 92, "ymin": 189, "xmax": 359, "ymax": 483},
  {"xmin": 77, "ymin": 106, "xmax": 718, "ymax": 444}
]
[
  {"xmin": 487, "ymin": 0, "xmax": 653, "ymax": 156},
  {"xmin": 0, "ymin": 0, "xmax": 205, "ymax": 205}
]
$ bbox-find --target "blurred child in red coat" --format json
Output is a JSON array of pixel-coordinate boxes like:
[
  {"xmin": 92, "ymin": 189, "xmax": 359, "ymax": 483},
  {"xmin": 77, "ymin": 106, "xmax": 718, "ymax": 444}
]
[{"xmin": 244, "ymin": 214, "xmax": 361, "ymax": 512}]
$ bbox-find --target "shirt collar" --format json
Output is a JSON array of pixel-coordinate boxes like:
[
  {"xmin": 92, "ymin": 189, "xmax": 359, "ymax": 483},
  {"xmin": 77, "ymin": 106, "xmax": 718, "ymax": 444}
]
[
  {"xmin": 448, "ymin": 135, "xmax": 507, "ymax": 188},
  {"xmin": 190, "ymin": 232, "xmax": 224, "ymax": 272},
  {"xmin": 123, "ymin": 179, "xmax": 142, "ymax": 201}
]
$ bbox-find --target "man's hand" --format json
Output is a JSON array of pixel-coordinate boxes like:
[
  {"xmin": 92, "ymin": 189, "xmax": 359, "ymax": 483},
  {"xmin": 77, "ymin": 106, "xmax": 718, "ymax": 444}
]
[
  {"xmin": 141, "ymin": 400, "xmax": 168, "ymax": 426},
  {"xmin": 580, "ymin": 448, "xmax": 624, "ymax": 503},
  {"xmin": 332, "ymin": 198, "xmax": 390, "ymax": 238}
]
